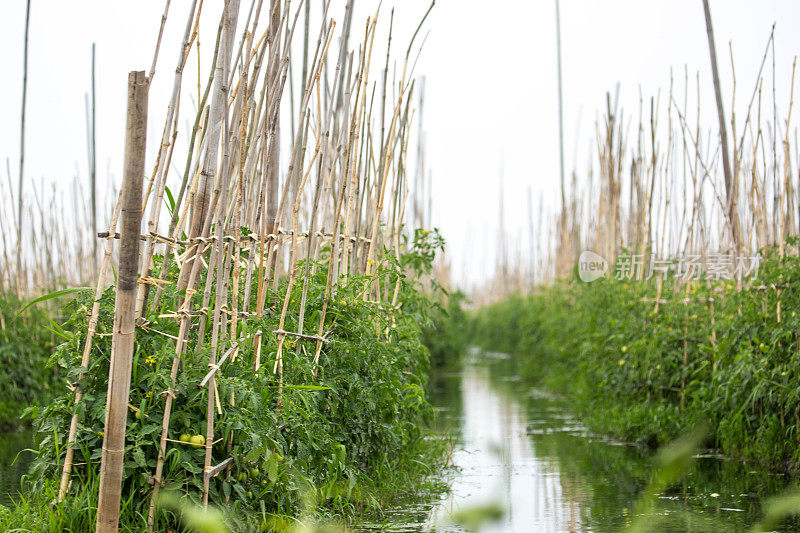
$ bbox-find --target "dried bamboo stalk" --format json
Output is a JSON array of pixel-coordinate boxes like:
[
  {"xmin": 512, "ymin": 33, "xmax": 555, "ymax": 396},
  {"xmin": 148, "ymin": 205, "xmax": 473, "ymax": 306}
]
[{"xmin": 96, "ymin": 69, "xmax": 149, "ymax": 533}]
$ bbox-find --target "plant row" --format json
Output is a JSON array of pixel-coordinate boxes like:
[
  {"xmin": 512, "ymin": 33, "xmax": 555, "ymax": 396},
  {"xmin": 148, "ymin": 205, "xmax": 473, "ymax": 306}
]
[
  {"xmin": 473, "ymin": 248, "xmax": 800, "ymax": 471},
  {"xmin": 1, "ymin": 232, "xmax": 448, "ymax": 531}
]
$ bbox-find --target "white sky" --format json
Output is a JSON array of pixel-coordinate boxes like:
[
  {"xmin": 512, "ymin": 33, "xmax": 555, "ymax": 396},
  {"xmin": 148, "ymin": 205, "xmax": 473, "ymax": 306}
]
[{"xmin": 2, "ymin": 1, "xmax": 800, "ymax": 288}]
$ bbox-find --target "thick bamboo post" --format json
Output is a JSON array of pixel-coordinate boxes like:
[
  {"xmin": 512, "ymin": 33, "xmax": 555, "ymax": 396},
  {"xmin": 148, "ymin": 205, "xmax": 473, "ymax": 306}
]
[
  {"xmin": 95, "ymin": 70, "xmax": 149, "ymax": 533},
  {"xmin": 702, "ymin": 0, "xmax": 740, "ymax": 253}
]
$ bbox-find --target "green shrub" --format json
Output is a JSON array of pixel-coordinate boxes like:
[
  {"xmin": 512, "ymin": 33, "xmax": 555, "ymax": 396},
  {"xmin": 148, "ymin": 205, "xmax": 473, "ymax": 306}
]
[
  {"xmin": 423, "ymin": 290, "xmax": 468, "ymax": 370},
  {"xmin": 472, "ymin": 247, "xmax": 800, "ymax": 469},
  {"xmin": 10, "ymin": 230, "xmax": 447, "ymax": 531},
  {"xmin": 0, "ymin": 294, "xmax": 60, "ymax": 428}
]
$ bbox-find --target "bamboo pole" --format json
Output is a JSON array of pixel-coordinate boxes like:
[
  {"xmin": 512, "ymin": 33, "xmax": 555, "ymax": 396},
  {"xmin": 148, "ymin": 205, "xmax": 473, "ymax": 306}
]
[
  {"xmin": 702, "ymin": 0, "xmax": 740, "ymax": 253},
  {"xmin": 555, "ymin": 0, "xmax": 566, "ymax": 230},
  {"xmin": 91, "ymin": 43, "xmax": 98, "ymax": 272},
  {"xmin": 16, "ymin": 0, "xmax": 31, "ymax": 296},
  {"xmin": 150, "ymin": 10, "xmax": 222, "ymax": 313},
  {"xmin": 95, "ymin": 70, "xmax": 149, "ymax": 533},
  {"xmin": 147, "ymin": 3, "xmax": 239, "ymax": 528},
  {"xmin": 265, "ymin": 0, "xmax": 282, "ymax": 288},
  {"xmin": 135, "ymin": 0, "xmax": 199, "ymax": 317}
]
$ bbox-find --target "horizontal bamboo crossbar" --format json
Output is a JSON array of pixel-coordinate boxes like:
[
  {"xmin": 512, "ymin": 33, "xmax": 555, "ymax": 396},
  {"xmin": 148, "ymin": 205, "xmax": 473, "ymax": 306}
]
[
  {"xmin": 273, "ymin": 329, "xmax": 330, "ymax": 343},
  {"xmin": 204, "ymin": 458, "xmax": 234, "ymax": 480},
  {"xmin": 97, "ymin": 230, "xmax": 372, "ymax": 245},
  {"xmin": 199, "ymin": 345, "xmax": 239, "ymax": 387}
]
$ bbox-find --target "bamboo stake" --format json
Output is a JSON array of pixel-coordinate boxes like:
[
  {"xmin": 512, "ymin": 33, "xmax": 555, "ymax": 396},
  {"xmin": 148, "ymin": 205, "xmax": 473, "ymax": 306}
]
[
  {"xmin": 58, "ymin": 170, "xmax": 128, "ymax": 503},
  {"xmin": 95, "ymin": 70, "xmax": 149, "ymax": 533},
  {"xmin": 16, "ymin": 0, "xmax": 31, "ymax": 296},
  {"xmin": 264, "ymin": 0, "xmax": 282, "ymax": 294},
  {"xmin": 147, "ymin": 2, "xmax": 240, "ymax": 528},
  {"xmin": 702, "ymin": 0, "xmax": 740, "ymax": 253},
  {"xmin": 90, "ymin": 43, "xmax": 98, "ymax": 273}
]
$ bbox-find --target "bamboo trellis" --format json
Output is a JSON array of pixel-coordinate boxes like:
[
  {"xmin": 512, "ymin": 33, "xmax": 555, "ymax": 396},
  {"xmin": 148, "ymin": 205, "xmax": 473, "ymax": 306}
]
[{"xmin": 47, "ymin": 0, "xmax": 435, "ymax": 529}]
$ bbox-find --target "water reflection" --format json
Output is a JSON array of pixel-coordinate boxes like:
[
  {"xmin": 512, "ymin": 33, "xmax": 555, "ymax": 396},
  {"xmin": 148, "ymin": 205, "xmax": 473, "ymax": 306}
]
[
  {"xmin": 357, "ymin": 352, "xmax": 798, "ymax": 532},
  {"xmin": 430, "ymin": 363, "xmax": 582, "ymax": 532}
]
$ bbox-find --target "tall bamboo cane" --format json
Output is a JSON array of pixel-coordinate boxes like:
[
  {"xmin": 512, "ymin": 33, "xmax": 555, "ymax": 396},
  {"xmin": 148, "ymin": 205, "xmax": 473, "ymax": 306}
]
[{"xmin": 95, "ymin": 70, "xmax": 149, "ymax": 533}]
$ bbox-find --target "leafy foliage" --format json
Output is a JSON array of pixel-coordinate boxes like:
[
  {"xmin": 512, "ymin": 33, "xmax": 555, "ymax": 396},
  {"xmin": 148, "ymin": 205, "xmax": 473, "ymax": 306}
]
[
  {"xmin": 0, "ymin": 294, "xmax": 63, "ymax": 428},
  {"xmin": 472, "ymin": 247, "xmax": 800, "ymax": 470},
  {"xmin": 12, "ymin": 230, "xmax": 447, "ymax": 531},
  {"xmin": 422, "ymin": 290, "xmax": 468, "ymax": 370}
]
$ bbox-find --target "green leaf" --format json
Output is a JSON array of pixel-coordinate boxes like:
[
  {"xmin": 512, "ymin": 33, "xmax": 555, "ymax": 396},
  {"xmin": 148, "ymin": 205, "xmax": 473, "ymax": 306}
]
[
  {"xmin": 182, "ymin": 458, "xmax": 202, "ymax": 474},
  {"xmin": 133, "ymin": 447, "xmax": 147, "ymax": 469},
  {"xmin": 67, "ymin": 365, "xmax": 88, "ymax": 380},
  {"xmin": 280, "ymin": 384, "xmax": 332, "ymax": 391},
  {"xmin": 267, "ymin": 453, "xmax": 278, "ymax": 482},
  {"xmin": 141, "ymin": 424, "xmax": 161, "ymax": 436},
  {"xmin": 42, "ymin": 314, "xmax": 72, "ymax": 340},
  {"xmin": 13, "ymin": 287, "xmax": 92, "ymax": 322},
  {"xmin": 165, "ymin": 185, "xmax": 176, "ymax": 216}
]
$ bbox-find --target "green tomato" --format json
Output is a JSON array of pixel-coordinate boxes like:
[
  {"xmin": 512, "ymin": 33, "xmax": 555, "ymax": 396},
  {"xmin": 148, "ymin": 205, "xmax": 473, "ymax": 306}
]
[
  {"xmin": 237, "ymin": 472, "xmax": 248, "ymax": 482},
  {"xmin": 190, "ymin": 435, "xmax": 205, "ymax": 447},
  {"xmin": 134, "ymin": 411, "xmax": 142, "ymax": 420},
  {"xmin": 250, "ymin": 468, "xmax": 260, "ymax": 478},
  {"xmin": 179, "ymin": 434, "xmax": 191, "ymax": 443}
]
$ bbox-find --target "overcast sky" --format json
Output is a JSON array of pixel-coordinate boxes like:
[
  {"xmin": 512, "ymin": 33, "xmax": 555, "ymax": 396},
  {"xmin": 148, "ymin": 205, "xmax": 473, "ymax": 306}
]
[{"xmin": 2, "ymin": 1, "xmax": 800, "ymax": 287}]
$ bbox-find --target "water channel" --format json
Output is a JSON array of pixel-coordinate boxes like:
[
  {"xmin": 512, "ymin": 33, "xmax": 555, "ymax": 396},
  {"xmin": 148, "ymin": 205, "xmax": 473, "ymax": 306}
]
[{"xmin": 358, "ymin": 351, "xmax": 798, "ymax": 532}]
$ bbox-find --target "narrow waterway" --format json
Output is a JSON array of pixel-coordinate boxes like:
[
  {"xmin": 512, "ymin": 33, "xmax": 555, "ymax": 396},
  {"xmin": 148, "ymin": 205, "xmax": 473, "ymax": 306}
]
[{"xmin": 359, "ymin": 351, "xmax": 798, "ymax": 532}]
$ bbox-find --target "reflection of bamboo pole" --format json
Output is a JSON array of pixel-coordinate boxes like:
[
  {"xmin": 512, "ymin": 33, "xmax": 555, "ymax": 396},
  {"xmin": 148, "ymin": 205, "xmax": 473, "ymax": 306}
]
[{"xmin": 96, "ymin": 69, "xmax": 149, "ymax": 533}]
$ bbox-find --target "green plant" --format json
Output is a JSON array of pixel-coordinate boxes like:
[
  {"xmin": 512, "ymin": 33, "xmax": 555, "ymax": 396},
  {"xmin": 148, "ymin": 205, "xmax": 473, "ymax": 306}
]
[
  {"xmin": 0, "ymin": 293, "xmax": 66, "ymax": 428},
  {"xmin": 14, "ymin": 230, "xmax": 449, "ymax": 531},
  {"xmin": 423, "ymin": 290, "xmax": 468, "ymax": 371},
  {"xmin": 472, "ymin": 246, "xmax": 800, "ymax": 471}
]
